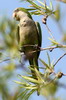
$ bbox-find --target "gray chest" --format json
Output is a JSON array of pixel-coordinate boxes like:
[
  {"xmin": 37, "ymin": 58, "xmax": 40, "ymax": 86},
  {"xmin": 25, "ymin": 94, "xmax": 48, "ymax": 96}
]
[{"xmin": 19, "ymin": 19, "xmax": 37, "ymax": 44}]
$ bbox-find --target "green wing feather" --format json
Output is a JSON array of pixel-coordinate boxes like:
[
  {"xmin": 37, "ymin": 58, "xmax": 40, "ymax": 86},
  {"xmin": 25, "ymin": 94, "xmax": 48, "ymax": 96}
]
[
  {"xmin": 16, "ymin": 25, "xmax": 20, "ymax": 43},
  {"xmin": 35, "ymin": 22, "xmax": 42, "ymax": 57}
]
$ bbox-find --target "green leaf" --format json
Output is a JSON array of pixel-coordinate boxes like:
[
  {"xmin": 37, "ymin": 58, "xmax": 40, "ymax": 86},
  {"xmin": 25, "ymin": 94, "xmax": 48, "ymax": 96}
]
[
  {"xmin": 26, "ymin": 8, "xmax": 36, "ymax": 11},
  {"xmin": 34, "ymin": 68, "xmax": 45, "ymax": 83},
  {"xmin": 39, "ymin": 58, "xmax": 50, "ymax": 69},
  {"xmin": 36, "ymin": 0, "xmax": 46, "ymax": 6},
  {"xmin": 46, "ymin": 52, "xmax": 51, "ymax": 66},
  {"xmin": 50, "ymin": 0, "xmax": 53, "ymax": 10},
  {"xmin": 25, "ymin": 90, "xmax": 35, "ymax": 100},
  {"xmin": 14, "ymin": 80, "xmax": 37, "ymax": 89},
  {"xmin": 14, "ymin": 81, "xmax": 29, "ymax": 85},
  {"xmin": 20, "ymin": 86, "xmax": 37, "ymax": 90},
  {"xmin": 30, "ymin": 11, "xmax": 41, "ymax": 15},
  {"xmin": 26, "ymin": 0, "xmax": 41, "ymax": 10},
  {"xmin": 49, "ymin": 38, "xmax": 59, "ymax": 45},
  {"xmin": 54, "ymin": 5, "xmax": 60, "ymax": 21},
  {"xmin": 17, "ymin": 89, "xmax": 28, "ymax": 98},
  {"xmin": 21, "ymin": 75, "xmax": 40, "ymax": 84}
]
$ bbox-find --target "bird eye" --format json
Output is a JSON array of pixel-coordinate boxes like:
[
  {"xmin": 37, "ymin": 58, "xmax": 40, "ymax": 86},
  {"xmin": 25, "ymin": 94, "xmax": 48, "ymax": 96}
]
[{"xmin": 15, "ymin": 8, "xmax": 19, "ymax": 12}]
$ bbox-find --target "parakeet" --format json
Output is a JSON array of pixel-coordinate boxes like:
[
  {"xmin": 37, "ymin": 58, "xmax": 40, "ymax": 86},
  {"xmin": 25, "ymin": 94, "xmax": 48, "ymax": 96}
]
[{"xmin": 13, "ymin": 7, "xmax": 42, "ymax": 78}]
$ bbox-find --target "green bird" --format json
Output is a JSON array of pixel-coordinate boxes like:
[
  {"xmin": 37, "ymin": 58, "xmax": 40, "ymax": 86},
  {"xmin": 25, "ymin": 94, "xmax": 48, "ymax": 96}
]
[{"xmin": 13, "ymin": 7, "xmax": 42, "ymax": 78}]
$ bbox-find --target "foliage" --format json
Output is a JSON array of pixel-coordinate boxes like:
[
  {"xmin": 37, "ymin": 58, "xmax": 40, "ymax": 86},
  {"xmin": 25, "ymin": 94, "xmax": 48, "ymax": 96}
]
[
  {"xmin": 0, "ymin": 17, "xmax": 21, "ymax": 100},
  {"xmin": 0, "ymin": 0, "xmax": 66, "ymax": 100},
  {"xmin": 15, "ymin": 0, "xmax": 66, "ymax": 100}
]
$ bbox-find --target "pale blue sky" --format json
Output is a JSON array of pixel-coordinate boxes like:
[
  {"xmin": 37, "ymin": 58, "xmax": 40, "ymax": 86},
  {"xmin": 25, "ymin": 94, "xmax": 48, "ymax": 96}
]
[{"xmin": 0, "ymin": 0, "xmax": 66, "ymax": 100}]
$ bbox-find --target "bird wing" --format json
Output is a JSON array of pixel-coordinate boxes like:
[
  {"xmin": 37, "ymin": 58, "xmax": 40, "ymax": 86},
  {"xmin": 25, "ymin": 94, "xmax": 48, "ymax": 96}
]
[
  {"xmin": 35, "ymin": 22, "xmax": 42, "ymax": 47},
  {"xmin": 16, "ymin": 24, "xmax": 20, "ymax": 43},
  {"xmin": 35, "ymin": 22, "xmax": 42, "ymax": 57}
]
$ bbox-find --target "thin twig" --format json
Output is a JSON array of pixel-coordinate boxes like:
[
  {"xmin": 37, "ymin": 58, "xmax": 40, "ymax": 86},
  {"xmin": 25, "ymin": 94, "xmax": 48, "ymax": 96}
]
[
  {"xmin": 63, "ymin": 73, "xmax": 66, "ymax": 76},
  {"xmin": 56, "ymin": 0, "xmax": 66, "ymax": 3},
  {"xmin": 0, "ymin": 45, "xmax": 66, "ymax": 63},
  {"xmin": 20, "ymin": 44, "xmax": 66, "ymax": 54},
  {"xmin": 0, "ymin": 46, "xmax": 56, "ymax": 63},
  {"xmin": 46, "ymin": 24, "xmax": 56, "ymax": 40},
  {"xmin": 0, "ymin": 58, "xmax": 11, "ymax": 63},
  {"xmin": 40, "ymin": 46, "xmax": 57, "ymax": 51},
  {"xmin": 53, "ymin": 53, "xmax": 66, "ymax": 67},
  {"xmin": 0, "ymin": 57, "xmax": 16, "ymax": 63},
  {"xmin": 20, "ymin": 45, "xmax": 58, "ymax": 53}
]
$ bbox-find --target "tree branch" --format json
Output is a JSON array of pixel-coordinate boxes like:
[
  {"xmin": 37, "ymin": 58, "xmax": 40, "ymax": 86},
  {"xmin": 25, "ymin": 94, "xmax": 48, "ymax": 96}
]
[{"xmin": 53, "ymin": 53, "xmax": 66, "ymax": 67}]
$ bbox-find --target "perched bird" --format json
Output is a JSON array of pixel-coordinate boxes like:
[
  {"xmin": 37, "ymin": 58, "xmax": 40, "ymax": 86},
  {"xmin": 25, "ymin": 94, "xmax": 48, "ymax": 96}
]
[{"xmin": 13, "ymin": 7, "xmax": 42, "ymax": 78}]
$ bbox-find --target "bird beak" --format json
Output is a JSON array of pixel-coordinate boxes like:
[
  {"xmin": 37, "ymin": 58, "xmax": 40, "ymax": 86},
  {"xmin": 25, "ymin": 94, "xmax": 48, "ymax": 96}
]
[{"xmin": 12, "ymin": 12, "xmax": 16, "ymax": 18}]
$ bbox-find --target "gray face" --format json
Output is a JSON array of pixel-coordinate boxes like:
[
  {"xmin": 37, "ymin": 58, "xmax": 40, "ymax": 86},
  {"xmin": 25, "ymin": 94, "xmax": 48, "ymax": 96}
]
[
  {"xmin": 13, "ymin": 8, "xmax": 20, "ymax": 21},
  {"xmin": 13, "ymin": 8, "xmax": 28, "ymax": 21}
]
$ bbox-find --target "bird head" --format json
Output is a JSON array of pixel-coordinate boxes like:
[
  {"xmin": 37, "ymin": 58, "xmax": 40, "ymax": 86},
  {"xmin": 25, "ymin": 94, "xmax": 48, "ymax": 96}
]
[{"xmin": 13, "ymin": 7, "xmax": 32, "ymax": 21}]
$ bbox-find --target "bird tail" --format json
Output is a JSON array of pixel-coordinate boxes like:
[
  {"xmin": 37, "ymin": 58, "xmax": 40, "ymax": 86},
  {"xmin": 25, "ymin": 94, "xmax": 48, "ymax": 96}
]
[{"xmin": 29, "ymin": 58, "xmax": 39, "ymax": 79}]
